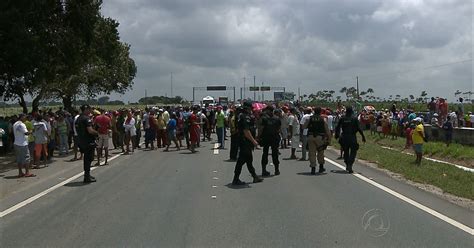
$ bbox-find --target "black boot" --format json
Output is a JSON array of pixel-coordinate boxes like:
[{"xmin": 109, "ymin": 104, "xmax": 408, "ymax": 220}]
[
  {"xmin": 83, "ymin": 175, "xmax": 96, "ymax": 183},
  {"xmin": 262, "ymin": 165, "xmax": 270, "ymax": 177},
  {"xmin": 274, "ymin": 164, "xmax": 280, "ymax": 175},
  {"xmin": 252, "ymin": 175, "xmax": 263, "ymax": 183},
  {"xmin": 346, "ymin": 164, "xmax": 353, "ymax": 173},
  {"xmin": 310, "ymin": 167, "xmax": 316, "ymax": 175},
  {"xmin": 318, "ymin": 164, "xmax": 326, "ymax": 173},
  {"xmin": 232, "ymin": 175, "xmax": 246, "ymax": 185}
]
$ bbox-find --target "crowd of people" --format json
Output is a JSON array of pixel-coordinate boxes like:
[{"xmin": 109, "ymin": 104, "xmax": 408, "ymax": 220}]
[{"xmin": 1, "ymin": 96, "xmax": 472, "ymax": 183}]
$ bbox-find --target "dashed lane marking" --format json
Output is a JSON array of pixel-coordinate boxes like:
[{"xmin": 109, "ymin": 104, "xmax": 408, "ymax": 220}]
[{"xmin": 213, "ymin": 143, "xmax": 220, "ymax": 155}]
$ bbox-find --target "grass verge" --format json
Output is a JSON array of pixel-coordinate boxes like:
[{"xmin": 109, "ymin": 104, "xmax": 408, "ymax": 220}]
[
  {"xmin": 367, "ymin": 132, "xmax": 474, "ymax": 166},
  {"xmin": 331, "ymin": 136, "xmax": 474, "ymax": 200}
]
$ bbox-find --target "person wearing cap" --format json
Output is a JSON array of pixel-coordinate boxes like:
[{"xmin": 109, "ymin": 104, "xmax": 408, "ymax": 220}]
[
  {"xmin": 412, "ymin": 117, "xmax": 427, "ymax": 165},
  {"xmin": 335, "ymin": 106, "xmax": 366, "ymax": 173},
  {"xmin": 13, "ymin": 114, "xmax": 35, "ymax": 178},
  {"xmin": 232, "ymin": 101, "xmax": 263, "ymax": 185},
  {"xmin": 304, "ymin": 107, "xmax": 331, "ymax": 174},
  {"xmin": 76, "ymin": 105, "xmax": 99, "ymax": 183},
  {"xmin": 215, "ymin": 105, "xmax": 226, "ymax": 149},
  {"xmin": 258, "ymin": 105, "xmax": 282, "ymax": 176}
]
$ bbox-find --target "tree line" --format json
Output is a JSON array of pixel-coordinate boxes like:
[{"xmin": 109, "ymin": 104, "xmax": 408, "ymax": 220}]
[
  {"xmin": 303, "ymin": 88, "xmax": 472, "ymax": 104},
  {"xmin": 0, "ymin": 0, "xmax": 137, "ymax": 113}
]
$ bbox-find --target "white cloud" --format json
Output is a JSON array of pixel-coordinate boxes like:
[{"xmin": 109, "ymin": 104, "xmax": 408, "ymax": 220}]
[{"xmin": 101, "ymin": 0, "xmax": 472, "ymax": 102}]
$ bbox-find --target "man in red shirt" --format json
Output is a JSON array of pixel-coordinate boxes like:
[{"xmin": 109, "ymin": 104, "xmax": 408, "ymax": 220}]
[{"xmin": 94, "ymin": 111, "xmax": 111, "ymax": 165}]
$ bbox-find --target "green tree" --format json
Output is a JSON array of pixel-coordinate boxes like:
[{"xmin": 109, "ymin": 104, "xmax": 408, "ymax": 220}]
[{"xmin": 0, "ymin": 0, "xmax": 64, "ymax": 113}]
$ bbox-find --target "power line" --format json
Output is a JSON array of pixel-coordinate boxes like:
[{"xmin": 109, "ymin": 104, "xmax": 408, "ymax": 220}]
[
  {"xmin": 326, "ymin": 58, "xmax": 472, "ymax": 88},
  {"xmin": 359, "ymin": 58, "xmax": 472, "ymax": 80}
]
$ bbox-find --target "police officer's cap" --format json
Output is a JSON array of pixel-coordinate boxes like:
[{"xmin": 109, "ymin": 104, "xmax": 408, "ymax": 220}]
[
  {"xmin": 243, "ymin": 101, "xmax": 252, "ymax": 109},
  {"xmin": 80, "ymin": 104, "xmax": 91, "ymax": 112}
]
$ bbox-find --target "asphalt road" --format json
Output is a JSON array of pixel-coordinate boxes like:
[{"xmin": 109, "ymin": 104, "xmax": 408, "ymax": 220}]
[{"xmin": 1, "ymin": 136, "xmax": 473, "ymax": 247}]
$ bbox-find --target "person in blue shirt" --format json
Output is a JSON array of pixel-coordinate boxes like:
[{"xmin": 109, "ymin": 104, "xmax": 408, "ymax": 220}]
[
  {"xmin": 442, "ymin": 116, "xmax": 453, "ymax": 147},
  {"xmin": 164, "ymin": 113, "xmax": 180, "ymax": 151}
]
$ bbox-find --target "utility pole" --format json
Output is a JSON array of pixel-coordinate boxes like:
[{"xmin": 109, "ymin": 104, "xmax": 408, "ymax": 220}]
[
  {"xmin": 298, "ymin": 86, "xmax": 301, "ymax": 102},
  {"xmin": 261, "ymin": 81, "xmax": 264, "ymax": 101},
  {"xmin": 356, "ymin": 76, "xmax": 359, "ymax": 100},
  {"xmin": 253, "ymin": 75, "xmax": 256, "ymax": 101},
  {"xmin": 145, "ymin": 89, "xmax": 147, "ymax": 99},
  {"xmin": 243, "ymin": 77, "xmax": 246, "ymax": 99},
  {"xmin": 171, "ymin": 72, "xmax": 173, "ymax": 98}
]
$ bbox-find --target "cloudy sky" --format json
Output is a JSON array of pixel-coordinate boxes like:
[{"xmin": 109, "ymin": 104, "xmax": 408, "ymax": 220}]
[{"xmin": 101, "ymin": 0, "xmax": 473, "ymax": 103}]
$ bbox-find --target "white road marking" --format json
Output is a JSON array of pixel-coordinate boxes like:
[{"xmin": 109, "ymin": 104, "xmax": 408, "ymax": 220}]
[
  {"xmin": 213, "ymin": 170, "xmax": 218, "ymax": 173},
  {"xmin": 213, "ymin": 143, "xmax": 219, "ymax": 155},
  {"xmin": 212, "ymin": 185, "xmax": 218, "ymax": 188},
  {"xmin": 380, "ymin": 146, "xmax": 474, "ymax": 173},
  {"xmin": 211, "ymin": 195, "xmax": 217, "ymax": 199},
  {"xmin": 0, "ymin": 141, "xmax": 145, "ymax": 218},
  {"xmin": 324, "ymin": 157, "xmax": 474, "ymax": 235},
  {"xmin": 212, "ymin": 177, "xmax": 219, "ymax": 180}
]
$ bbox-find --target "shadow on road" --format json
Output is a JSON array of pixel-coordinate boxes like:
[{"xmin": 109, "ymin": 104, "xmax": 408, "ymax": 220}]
[
  {"xmin": 64, "ymin": 181, "xmax": 90, "ymax": 187},
  {"xmin": 223, "ymin": 159, "xmax": 236, "ymax": 163},
  {"xmin": 225, "ymin": 183, "xmax": 251, "ymax": 189},
  {"xmin": 330, "ymin": 169, "xmax": 350, "ymax": 174},
  {"xmin": 179, "ymin": 151, "xmax": 199, "ymax": 155},
  {"xmin": 297, "ymin": 172, "xmax": 327, "ymax": 176},
  {"xmin": 4, "ymin": 175, "xmax": 23, "ymax": 179}
]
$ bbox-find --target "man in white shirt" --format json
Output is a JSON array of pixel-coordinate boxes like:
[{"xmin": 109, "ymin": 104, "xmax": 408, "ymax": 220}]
[
  {"xmin": 280, "ymin": 107, "xmax": 289, "ymax": 149},
  {"xmin": 71, "ymin": 111, "xmax": 83, "ymax": 161},
  {"xmin": 327, "ymin": 111, "xmax": 335, "ymax": 134},
  {"xmin": 299, "ymin": 107, "xmax": 313, "ymax": 161},
  {"xmin": 13, "ymin": 114, "xmax": 35, "ymax": 177},
  {"xmin": 288, "ymin": 108, "xmax": 300, "ymax": 159}
]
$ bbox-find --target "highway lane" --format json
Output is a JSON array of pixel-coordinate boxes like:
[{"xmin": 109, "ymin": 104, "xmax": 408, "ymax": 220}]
[{"xmin": 1, "ymin": 139, "xmax": 472, "ymax": 247}]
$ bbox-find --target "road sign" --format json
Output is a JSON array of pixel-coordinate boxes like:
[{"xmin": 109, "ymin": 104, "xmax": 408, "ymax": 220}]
[
  {"xmin": 249, "ymin": 86, "xmax": 259, "ymax": 91},
  {"xmin": 274, "ymin": 92, "xmax": 284, "ymax": 101},
  {"xmin": 207, "ymin": 86, "xmax": 226, "ymax": 91},
  {"xmin": 260, "ymin": 86, "xmax": 271, "ymax": 91}
]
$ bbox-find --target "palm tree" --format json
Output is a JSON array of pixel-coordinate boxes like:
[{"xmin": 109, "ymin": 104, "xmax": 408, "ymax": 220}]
[
  {"xmin": 454, "ymin": 90, "xmax": 462, "ymax": 96},
  {"xmin": 420, "ymin": 91, "xmax": 428, "ymax": 98},
  {"xmin": 339, "ymin": 87, "xmax": 347, "ymax": 100},
  {"xmin": 409, "ymin": 94, "xmax": 415, "ymax": 102},
  {"xmin": 329, "ymin": 90, "xmax": 335, "ymax": 101}
]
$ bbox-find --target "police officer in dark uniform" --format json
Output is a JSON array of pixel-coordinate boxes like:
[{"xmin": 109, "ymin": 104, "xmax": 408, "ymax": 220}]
[
  {"xmin": 334, "ymin": 106, "xmax": 366, "ymax": 173},
  {"xmin": 258, "ymin": 106, "xmax": 281, "ymax": 176},
  {"xmin": 232, "ymin": 101, "xmax": 264, "ymax": 185},
  {"xmin": 76, "ymin": 105, "xmax": 99, "ymax": 183}
]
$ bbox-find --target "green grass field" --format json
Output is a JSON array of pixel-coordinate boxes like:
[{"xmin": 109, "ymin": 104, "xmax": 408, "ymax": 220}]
[
  {"xmin": 331, "ymin": 131, "xmax": 474, "ymax": 200},
  {"xmin": 367, "ymin": 132, "xmax": 474, "ymax": 165}
]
